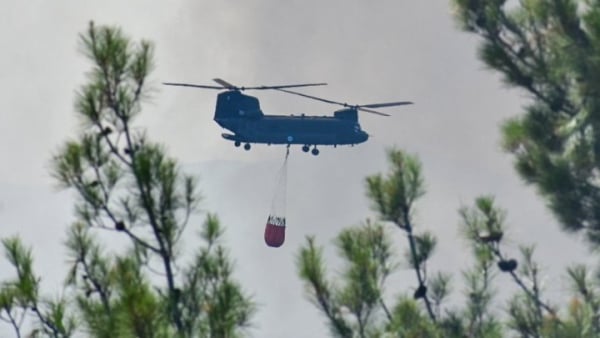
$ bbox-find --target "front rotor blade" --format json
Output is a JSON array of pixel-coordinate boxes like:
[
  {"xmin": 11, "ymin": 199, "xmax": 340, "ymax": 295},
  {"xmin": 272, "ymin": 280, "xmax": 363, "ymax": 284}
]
[
  {"xmin": 275, "ymin": 88, "xmax": 348, "ymax": 107},
  {"xmin": 245, "ymin": 82, "xmax": 328, "ymax": 90},
  {"xmin": 361, "ymin": 101, "xmax": 413, "ymax": 108},
  {"xmin": 163, "ymin": 82, "xmax": 225, "ymax": 89},
  {"xmin": 213, "ymin": 78, "xmax": 237, "ymax": 89},
  {"xmin": 358, "ymin": 107, "xmax": 391, "ymax": 117}
]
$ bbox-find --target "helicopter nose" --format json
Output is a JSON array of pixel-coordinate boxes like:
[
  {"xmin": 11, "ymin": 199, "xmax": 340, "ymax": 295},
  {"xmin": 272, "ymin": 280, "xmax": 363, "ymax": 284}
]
[{"xmin": 361, "ymin": 131, "xmax": 369, "ymax": 142}]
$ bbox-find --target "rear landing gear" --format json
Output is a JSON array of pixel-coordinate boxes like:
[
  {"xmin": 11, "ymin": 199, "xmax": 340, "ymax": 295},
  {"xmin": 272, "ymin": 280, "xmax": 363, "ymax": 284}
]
[
  {"xmin": 234, "ymin": 141, "xmax": 241, "ymax": 147},
  {"xmin": 244, "ymin": 143, "xmax": 251, "ymax": 150},
  {"xmin": 311, "ymin": 147, "xmax": 319, "ymax": 156},
  {"xmin": 302, "ymin": 145, "xmax": 310, "ymax": 152}
]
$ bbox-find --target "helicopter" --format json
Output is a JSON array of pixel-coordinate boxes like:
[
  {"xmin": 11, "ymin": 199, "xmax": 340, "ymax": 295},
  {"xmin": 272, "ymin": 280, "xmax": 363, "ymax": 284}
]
[{"xmin": 163, "ymin": 78, "xmax": 413, "ymax": 155}]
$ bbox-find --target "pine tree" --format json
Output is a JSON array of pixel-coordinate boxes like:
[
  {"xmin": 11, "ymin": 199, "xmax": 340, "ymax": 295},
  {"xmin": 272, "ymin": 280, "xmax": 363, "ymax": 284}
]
[
  {"xmin": 451, "ymin": 0, "xmax": 600, "ymax": 246},
  {"xmin": 0, "ymin": 22, "xmax": 255, "ymax": 338},
  {"xmin": 296, "ymin": 148, "xmax": 600, "ymax": 337},
  {"xmin": 295, "ymin": 149, "xmax": 468, "ymax": 337}
]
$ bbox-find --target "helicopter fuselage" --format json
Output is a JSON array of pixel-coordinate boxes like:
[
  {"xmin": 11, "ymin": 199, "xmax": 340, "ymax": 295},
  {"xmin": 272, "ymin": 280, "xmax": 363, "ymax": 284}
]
[{"xmin": 214, "ymin": 90, "xmax": 369, "ymax": 148}]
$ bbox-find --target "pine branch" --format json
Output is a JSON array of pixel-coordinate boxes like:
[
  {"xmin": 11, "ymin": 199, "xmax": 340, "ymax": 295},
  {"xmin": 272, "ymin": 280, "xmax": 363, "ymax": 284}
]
[
  {"xmin": 403, "ymin": 212, "xmax": 436, "ymax": 323},
  {"xmin": 298, "ymin": 237, "xmax": 353, "ymax": 337},
  {"xmin": 98, "ymin": 126, "xmax": 131, "ymax": 166},
  {"xmin": 79, "ymin": 257, "xmax": 110, "ymax": 314},
  {"xmin": 82, "ymin": 169, "xmax": 163, "ymax": 255},
  {"xmin": 379, "ymin": 298, "xmax": 393, "ymax": 324},
  {"xmin": 490, "ymin": 245, "xmax": 555, "ymax": 318},
  {"xmin": 4, "ymin": 307, "xmax": 21, "ymax": 338},
  {"xmin": 122, "ymin": 121, "xmax": 183, "ymax": 332},
  {"xmin": 31, "ymin": 303, "xmax": 61, "ymax": 338}
]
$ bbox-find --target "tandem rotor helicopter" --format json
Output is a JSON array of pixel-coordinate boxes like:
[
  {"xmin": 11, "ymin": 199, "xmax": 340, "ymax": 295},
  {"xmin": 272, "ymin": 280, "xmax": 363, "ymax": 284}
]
[{"xmin": 163, "ymin": 78, "xmax": 413, "ymax": 155}]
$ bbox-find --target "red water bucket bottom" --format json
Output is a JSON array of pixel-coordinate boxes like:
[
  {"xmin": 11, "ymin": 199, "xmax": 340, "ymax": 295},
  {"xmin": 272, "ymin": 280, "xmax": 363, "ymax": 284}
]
[{"xmin": 264, "ymin": 223, "xmax": 286, "ymax": 247}]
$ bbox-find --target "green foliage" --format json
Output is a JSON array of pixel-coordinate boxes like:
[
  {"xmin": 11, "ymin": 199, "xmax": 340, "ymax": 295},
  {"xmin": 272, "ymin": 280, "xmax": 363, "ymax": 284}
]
[
  {"xmin": 0, "ymin": 237, "xmax": 76, "ymax": 337},
  {"xmin": 0, "ymin": 22, "xmax": 254, "ymax": 337},
  {"xmin": 446, "ymin": 3, "xmax": 600, "ymax": 334},
  {"xmin": 297, "ymin": 236, "xmax": 353, "ymax": 337},
  {"xmin": 179, "ymin": 215, "xmax": 255, "ymax": 338},
  {"xmin": 364, "ymin": 148, "xmax": 438, "ymax": 323},
  {"xmin": 296, "ymin": 149, "xmax": 453, "ymax": 336},
  {"xmin": 451, "ymin": 0, "xmax": 600, "ymax": 247},
  {"xmin": 297, "ymin": 222, "xmax": 396, "ymax": 338},
  {"xmin": 385, "ymin": 297, "xmax": 441, "ymax": 337},
  {"xmin": 366, "ymin": 149, "xmax": 425, "ymax": 228},
  {"xmin": 296, "ymin": 147, "xmax": 600, "ymax": 337}
]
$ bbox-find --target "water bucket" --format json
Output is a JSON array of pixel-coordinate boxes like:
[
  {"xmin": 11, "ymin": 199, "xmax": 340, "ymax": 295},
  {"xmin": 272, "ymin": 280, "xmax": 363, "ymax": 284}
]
[{"xmin": 264, "ymin": 215, "xmax": 286, "ymax": 247}]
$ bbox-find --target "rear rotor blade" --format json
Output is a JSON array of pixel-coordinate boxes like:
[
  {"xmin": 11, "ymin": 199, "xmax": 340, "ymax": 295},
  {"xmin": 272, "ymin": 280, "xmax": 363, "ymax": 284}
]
[
  {"xmin": 163, "ymin": 82, "xmax": 225, "ymax": 89},
  {"xmin": 357, "ymin": 107, "xmax": 391, "ymax": 117},
  {"xmin": 277, "ymin": 88, "xmax": 409, "ymax": 116},
  {"xmin": 361, "ymin": 101, "xmax": 413, "ymax": 108}
]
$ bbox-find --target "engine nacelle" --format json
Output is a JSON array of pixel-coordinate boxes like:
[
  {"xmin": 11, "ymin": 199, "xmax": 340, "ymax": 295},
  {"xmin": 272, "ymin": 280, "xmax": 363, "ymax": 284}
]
[{"xmin": 334, "ymin": 108, "xmax": 358, "ymax": 121}]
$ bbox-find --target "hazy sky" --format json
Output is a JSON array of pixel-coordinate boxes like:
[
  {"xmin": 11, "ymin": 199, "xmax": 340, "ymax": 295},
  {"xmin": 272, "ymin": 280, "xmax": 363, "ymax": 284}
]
[{"xmin": 0, "ymin": 1, "xmax": 595, "ymax": 337}]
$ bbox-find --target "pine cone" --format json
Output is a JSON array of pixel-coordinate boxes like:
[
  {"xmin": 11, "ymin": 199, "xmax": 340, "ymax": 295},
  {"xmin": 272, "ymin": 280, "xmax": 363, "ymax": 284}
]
[
  {"xmin": 115, "ymin": 221, "xmax": 126, "ymax": 231},
  {"xmin": 497, "ymin": 259, "xmax": 518, "ymax": 272},
  {"xmin": 413, "ymin": 284, "xmax": 427, "ymax": 299}
]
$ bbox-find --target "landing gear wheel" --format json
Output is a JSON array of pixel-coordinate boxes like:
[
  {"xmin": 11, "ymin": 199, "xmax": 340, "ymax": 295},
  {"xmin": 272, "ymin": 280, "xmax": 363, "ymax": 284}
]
[
  {"xmin": 302, "ymin": 145, "xmax": 310, "ymax": 152},
  {"xmin": 311, "ymin": 147, "xmax": 319, "ymax": 156},
  {"xmin": 244, "ymin": 143, "xmax": 251, "ymax": 151},
  {"xmin": 234, "ymin": 141, "xmax": 241, "ymax": 147}
]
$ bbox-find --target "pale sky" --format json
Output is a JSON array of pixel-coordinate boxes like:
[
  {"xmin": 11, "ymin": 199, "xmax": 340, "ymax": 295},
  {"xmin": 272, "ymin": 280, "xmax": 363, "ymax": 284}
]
[{"xmin": 0, "ymin": 1, "xmax": 594, "ymax": 337}]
